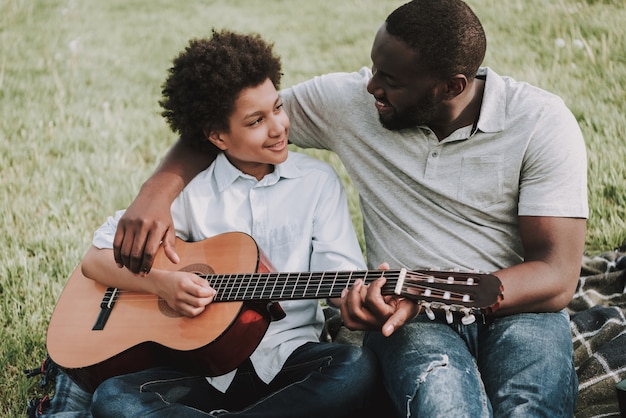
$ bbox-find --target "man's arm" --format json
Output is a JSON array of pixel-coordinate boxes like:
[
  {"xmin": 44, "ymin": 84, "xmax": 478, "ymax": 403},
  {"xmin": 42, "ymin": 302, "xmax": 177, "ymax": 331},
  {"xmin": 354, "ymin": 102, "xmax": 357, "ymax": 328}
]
[
  {"xmin": 341, "ymin": 216, "xmax": 586, "ymax": 336},
  {"xmin": 490, "ymin": 215, "xmax": 585, "ymax": 315},
  {"xmin": 113, "ymin": 138, "xmax": 216, "ymax": 274}
]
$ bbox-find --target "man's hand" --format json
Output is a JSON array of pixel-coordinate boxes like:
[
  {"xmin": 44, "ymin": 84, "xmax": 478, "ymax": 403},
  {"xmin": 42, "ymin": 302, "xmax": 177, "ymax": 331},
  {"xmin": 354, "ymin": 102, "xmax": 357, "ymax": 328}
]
[
  {"xmin": 113, "ymin": 139, "xmax": 217, "ymax": 275},
  {"xmin": 339, "ymin": 263, "xmax": 421, "ymax": 336},
  {"xmin": 113, "ymin": 196, "xmax": 179, "ymax": 275}
]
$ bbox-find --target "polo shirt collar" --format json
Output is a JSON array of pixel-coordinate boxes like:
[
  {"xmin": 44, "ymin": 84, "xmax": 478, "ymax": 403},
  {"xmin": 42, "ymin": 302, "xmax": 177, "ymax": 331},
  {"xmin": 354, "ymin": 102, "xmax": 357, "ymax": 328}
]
[{"xmin": 475, "ymin": 66, "xmax": 506, "ymax": 134}]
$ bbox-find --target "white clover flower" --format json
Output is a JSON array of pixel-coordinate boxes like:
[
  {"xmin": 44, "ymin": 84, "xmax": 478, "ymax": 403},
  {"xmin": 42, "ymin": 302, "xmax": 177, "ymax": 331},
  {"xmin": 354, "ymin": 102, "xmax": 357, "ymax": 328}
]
[
  {"xmin": 573, "ymin": 39, "xmax": 584, "ymax": 49},
  {"xmin": 555, "ymin": 38, "xmax": 566, "ymax": 48},
  {"xmin": 69, "ymin": 39, "xmax": 80, "ymax": 55}
]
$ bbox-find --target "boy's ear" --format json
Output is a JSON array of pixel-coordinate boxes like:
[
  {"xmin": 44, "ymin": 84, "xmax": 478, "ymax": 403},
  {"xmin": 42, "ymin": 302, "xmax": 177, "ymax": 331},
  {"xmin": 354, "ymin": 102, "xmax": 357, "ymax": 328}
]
[{"xmin": 204, "ymin": 127, "xmax": 228, "ymax": 151}]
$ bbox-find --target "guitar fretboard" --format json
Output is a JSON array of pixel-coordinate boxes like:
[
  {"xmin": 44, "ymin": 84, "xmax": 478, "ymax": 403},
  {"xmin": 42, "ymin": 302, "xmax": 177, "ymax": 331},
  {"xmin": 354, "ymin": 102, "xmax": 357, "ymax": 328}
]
[{"xmin": 204, "ymin": 270, "xmax": 402, "ymax": 302}]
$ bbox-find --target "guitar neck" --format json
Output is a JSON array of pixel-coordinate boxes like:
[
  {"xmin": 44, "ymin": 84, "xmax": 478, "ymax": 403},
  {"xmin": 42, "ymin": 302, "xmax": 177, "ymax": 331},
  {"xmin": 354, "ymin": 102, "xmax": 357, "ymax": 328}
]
[{"xmin": 204, "ymin": 270, "xmax": 402, "ymax": 302}]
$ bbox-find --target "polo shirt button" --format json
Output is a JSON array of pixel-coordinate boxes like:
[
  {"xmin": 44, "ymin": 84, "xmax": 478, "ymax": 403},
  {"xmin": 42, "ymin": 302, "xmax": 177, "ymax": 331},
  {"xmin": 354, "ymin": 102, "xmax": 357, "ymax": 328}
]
[{"xmin": 431, "ymin": 151, "xmax": 438, "ymax": 157}]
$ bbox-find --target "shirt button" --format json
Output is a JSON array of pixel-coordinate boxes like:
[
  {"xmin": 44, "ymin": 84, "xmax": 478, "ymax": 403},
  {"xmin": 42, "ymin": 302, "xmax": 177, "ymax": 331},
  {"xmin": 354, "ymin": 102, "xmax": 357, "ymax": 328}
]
[{"xmin": 431, "ymin": 151, "xmax": 438, "ymax": 157}]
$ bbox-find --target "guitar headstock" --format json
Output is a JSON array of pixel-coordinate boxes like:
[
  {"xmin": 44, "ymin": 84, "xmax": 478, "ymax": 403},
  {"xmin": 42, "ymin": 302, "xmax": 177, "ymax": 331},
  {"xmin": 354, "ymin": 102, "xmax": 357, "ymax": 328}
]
[{"xmin": 396, "ymin": 269, "xmax": 503, "ymax": 325}]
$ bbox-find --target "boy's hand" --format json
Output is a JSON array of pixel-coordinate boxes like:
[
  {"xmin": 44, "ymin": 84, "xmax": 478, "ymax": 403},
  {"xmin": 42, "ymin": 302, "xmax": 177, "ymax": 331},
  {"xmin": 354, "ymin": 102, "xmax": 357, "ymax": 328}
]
[{"xmin": 154, "ymin": 270, "xmax": 216, "ymax": 318}]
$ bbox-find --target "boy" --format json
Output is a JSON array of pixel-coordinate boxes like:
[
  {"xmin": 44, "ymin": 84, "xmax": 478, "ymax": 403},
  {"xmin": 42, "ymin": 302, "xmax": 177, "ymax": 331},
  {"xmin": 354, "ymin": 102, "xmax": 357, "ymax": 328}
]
[{"xmin": 81, "ymin": 30, "xmax": 378, "ymax": 417}]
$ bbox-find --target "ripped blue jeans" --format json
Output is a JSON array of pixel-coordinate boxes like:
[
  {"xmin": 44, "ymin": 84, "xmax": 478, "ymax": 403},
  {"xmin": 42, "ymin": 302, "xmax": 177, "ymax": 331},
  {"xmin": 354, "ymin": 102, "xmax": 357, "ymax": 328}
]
[{"xmin": 364, "ymin": 310, "xmax": 577, "ymax": 418}]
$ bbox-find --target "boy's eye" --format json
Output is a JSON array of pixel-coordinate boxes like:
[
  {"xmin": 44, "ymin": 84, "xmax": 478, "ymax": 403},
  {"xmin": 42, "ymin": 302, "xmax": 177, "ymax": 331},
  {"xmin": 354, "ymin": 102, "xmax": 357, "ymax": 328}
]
[
  {"xmin": 248, "ymin": 118, "xmax": 263, "ymax": 127},
  {"xmin": 274, "ymin": 102, "xmax": 284, "ymax": 112}
]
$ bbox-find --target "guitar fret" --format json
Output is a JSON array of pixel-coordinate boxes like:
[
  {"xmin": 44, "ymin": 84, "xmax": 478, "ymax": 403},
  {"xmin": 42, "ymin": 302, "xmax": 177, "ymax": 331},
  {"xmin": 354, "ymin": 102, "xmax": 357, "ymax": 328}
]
[
  {"xmin": 303, "ymin": 272, "xmax": 311, "ymax": 298},
  {"xmin": 251, "ymin": 273, "xmax": 261, "ymax": 300},
  {"xmin": 279, "ymin": 274, "xmax": 287, "ymax": 299},
  {"xmin": 269, "ymin": 273, "xmax": 278, "ymax": 300},
  {"xmin": 230, "ymin": 274, "xmax": 239, "ymax": 300},
  {"xmin": 234, "ymin": 274, "xmax": 245, "ymax": 300},
  {"xmin": 289, "ymin": 274, "xmax": 297, "ymax": 299},
  {"xmin": 315, "ymin": 273, "xmax": 324, "ymax": 296},
  {"xmin": 247, "ymin": 273, "xmax": 256, "ymax": 300},
  {"xmin": 259, "ymin": 273, "xmax": 269, "ymax": 299},
  {"xmin": 220, "ymin": 274, "xmax": 229, "ymax": 298}
]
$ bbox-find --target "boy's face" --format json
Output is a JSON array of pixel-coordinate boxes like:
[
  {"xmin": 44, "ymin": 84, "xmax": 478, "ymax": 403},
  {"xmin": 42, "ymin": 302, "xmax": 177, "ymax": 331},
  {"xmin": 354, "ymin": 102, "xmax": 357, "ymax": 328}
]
[{"xmin": 209, "ymin": 78, "xmax": 289, "ymax": 180}]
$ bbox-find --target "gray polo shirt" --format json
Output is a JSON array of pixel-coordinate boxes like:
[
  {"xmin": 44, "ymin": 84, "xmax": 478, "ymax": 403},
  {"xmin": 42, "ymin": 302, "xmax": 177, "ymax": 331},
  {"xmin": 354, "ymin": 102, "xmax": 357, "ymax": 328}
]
[{"xmin": 282, "ymin": 67, "xmax": 588, "ymax": 273}]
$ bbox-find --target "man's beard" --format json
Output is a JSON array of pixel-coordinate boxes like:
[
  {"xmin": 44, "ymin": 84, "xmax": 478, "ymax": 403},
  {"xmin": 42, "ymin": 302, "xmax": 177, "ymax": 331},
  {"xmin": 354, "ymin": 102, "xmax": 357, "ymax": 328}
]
[{"xmin": 379, "ymin": 95, "xmax": 439, "ymax": 131}]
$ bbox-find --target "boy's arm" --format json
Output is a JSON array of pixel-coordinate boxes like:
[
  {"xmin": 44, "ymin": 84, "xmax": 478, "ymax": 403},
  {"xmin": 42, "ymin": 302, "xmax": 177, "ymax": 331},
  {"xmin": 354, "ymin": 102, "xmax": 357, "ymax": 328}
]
[
  {"xmin": 82, "ymin": 245, "xmax": 216, "ymax": 317},
  {"xmin": 113, "ymin": 138, "xmax": 216, "ymax": 274}
]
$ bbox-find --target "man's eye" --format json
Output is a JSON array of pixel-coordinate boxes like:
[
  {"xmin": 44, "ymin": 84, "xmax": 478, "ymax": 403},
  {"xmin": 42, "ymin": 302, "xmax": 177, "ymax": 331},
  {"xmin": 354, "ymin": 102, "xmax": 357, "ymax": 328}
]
[{"xmin": 275, "ymin": 103, "xmax": 284, "ymax": 112}]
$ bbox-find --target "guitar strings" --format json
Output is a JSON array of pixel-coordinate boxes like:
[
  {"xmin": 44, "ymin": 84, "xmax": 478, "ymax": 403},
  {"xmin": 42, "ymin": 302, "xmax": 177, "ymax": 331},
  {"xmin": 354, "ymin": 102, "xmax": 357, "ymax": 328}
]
[{"xmin": 101, "ymin": 273, "xmax": 476, "ymax": 304}]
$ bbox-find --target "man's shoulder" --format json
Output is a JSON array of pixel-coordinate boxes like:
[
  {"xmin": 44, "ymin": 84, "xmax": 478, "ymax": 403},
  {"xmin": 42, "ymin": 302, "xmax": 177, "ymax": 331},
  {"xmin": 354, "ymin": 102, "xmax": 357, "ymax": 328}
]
[
  {"xmin": 481, "ymin": 67, "xmax": 571, "ymax": 128},
  {"xmin": 286, "ymin": 152, "xmax": 339, "ymax": 178},
  {"xmin": 483, "ymin": 67, "xmax": 565, "ymax": 107},
  {"xmin": 284, "ymin": 67, "xmax": 370, "ymax": 100}
]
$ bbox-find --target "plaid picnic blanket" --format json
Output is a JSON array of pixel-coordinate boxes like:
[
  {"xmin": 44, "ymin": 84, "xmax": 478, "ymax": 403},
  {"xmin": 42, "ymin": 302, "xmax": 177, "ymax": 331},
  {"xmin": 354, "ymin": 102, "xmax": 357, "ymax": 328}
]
[{"xmin": 568, "ymin": 250, "xmax": 626, "ymax": 418}]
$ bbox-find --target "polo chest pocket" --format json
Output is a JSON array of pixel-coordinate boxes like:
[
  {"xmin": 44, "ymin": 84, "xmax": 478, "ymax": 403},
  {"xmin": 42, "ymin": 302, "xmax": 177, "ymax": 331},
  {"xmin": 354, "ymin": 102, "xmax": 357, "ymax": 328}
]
[{"xmin": 457, "ymin": 156, "xmax": 504, "ymax": 210}]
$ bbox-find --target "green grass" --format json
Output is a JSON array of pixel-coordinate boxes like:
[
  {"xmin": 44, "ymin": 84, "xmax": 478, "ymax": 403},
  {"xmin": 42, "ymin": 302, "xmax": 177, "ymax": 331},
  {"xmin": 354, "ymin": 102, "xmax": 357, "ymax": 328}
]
[{"xmin": 1, "ymin": 0, "xmax": 624, "ymax": 415}]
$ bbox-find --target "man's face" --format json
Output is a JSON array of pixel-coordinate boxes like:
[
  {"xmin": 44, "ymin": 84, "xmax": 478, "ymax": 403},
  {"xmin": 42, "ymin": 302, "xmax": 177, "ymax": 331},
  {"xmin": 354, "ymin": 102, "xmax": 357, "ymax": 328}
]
[{"xmin": 367, "ymin": 24, "xmax": 443, "ymax": 130}]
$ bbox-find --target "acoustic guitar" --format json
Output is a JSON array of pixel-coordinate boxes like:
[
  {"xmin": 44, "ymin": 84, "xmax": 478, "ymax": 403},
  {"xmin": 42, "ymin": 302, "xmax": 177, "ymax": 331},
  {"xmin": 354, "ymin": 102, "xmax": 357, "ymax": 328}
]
[{"xmin": 46, "ymin": 232, "xmax": 503, "ymax": 392}]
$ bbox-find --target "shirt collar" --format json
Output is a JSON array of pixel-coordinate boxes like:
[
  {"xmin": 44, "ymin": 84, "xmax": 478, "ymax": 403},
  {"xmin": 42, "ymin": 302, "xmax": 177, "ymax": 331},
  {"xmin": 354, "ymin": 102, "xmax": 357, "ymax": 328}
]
[
  {"xmin": 214, "ymin": 151, "xmax": 303, "ymax": 192},
  {"xmin": 440, "ymin": 67, "xmax": 505, "ymax": 143},
  {"xmin": 475, "ymin": 66, "xmax": 506, "ymax": 134}
]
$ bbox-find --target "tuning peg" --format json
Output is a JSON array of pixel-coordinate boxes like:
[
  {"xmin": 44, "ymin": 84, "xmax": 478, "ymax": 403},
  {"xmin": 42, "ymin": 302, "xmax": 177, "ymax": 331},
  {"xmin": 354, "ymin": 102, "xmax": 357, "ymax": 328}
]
[
  {"xmin": 423, "ymin": 302, "xmax": 435, "ymax": 320},
  {"xmin": 444, "ymin": 306, "xmax": 453, "ymax": 324},
  {"xmin": 461, "ymin": 308, "xmax": 476, "ymax": 325}
]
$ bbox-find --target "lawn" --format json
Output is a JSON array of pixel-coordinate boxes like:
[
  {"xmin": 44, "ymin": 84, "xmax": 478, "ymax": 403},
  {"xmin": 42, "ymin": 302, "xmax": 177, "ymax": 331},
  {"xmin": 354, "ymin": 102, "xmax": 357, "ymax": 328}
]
[{"xmin": 1, "ymin": 0, "xmax": 625, "ymax": 415}]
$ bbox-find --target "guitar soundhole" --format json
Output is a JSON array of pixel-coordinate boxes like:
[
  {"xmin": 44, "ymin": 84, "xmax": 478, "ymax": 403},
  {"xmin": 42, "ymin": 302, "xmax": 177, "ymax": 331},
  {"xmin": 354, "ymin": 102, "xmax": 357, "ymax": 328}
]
[{"xmin": 158, "ymin": 263, "xmax": 216, "ymax": 318}]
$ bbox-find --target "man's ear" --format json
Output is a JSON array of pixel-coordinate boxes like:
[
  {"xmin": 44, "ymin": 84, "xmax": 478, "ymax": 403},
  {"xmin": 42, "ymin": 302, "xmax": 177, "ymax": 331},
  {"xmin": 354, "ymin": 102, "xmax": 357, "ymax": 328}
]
[
  {"xmin": 443, "ymin": 74, "xmax": 468, "ymax": 100},
  {"xmin": 204, "ymin": 127, "xmax": 228, "ymax": 151}
]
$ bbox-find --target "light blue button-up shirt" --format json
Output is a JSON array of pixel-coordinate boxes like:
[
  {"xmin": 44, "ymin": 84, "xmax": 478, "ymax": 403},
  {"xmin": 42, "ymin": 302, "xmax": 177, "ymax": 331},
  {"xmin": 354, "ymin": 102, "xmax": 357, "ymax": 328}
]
[{"xmin": 93, "ymin": 151, "xmax": 366, "ymax": 391}]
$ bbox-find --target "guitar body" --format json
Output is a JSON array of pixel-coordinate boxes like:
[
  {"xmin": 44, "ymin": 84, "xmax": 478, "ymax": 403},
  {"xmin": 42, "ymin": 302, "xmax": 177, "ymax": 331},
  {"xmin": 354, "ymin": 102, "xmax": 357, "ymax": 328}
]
[{"xmin": 47, "ymin": 232, "xmax": 273, "ymax": 393}]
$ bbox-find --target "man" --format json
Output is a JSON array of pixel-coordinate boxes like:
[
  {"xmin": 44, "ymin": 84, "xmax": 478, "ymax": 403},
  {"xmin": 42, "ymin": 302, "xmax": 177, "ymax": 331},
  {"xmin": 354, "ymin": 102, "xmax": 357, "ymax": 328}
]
[
  {"xmin": 77, "ymin": 30, "xmax": 379, "ymax": 417},
  {"xmin": 114, "ymin": 1, "xmax": 587, "ymax": 416}
]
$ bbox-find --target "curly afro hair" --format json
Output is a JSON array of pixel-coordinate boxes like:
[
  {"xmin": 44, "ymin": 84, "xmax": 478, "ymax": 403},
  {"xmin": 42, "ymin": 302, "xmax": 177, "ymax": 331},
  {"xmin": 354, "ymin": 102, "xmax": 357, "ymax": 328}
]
[
  {"xmin": 160, "ymin": 30, "xmax": 282, "ymax": 149},
  {"xmin": 386, "ymin": 0, "xmax": 486, "ymax": 80}
]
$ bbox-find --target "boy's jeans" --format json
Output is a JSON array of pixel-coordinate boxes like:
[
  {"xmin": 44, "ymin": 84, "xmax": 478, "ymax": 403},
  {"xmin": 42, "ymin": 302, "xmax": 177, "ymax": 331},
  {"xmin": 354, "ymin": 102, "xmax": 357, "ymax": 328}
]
[{"xmin": 91, "ymin": 341, "xmax": 379, "ymax": 417}]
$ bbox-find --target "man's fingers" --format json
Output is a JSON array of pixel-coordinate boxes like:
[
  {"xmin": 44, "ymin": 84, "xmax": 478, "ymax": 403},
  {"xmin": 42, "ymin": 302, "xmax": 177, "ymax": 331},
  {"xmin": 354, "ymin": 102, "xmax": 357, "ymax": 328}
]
[
  {"xmin": 136, "ymin": 226, "xmax": 179, "ymax": 275},
  {"xmin": 121, "ymin": 230, "xmax": 142, "ymax": 273},
  {"xmin": 341, "ymin": 280, "xmax": 373, "ymax": 329},
  {"xmin": 127, "ymin": 232, "xmax": 149, "ymax": 275},
  {"xmin": 362, "ymin": 277, "xmax": 389, "ymax": 312},
  {"xmin": 377, "ymin": 262, "xmax": 390, "ymax": 270},
  {"xmin": 381, "ymin": 300, "xmax": 420, "ymax": 337},
  {"xmin": 112, "ymin": 224, "xmax": 127, "ymax": 268},
  {"xmin": 134, "ymin": 229, "xmax": 161, "ymax": 275},
  {"xmin": 161, "ymin": 227, "xmax": 180, "ymax": 265}
]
